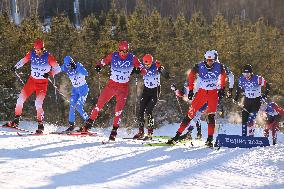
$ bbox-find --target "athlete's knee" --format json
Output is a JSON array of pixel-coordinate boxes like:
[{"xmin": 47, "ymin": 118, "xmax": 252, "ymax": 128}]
[{"xmin": 208, "ymin": 114, "xmax": 215, "ymax": 124}]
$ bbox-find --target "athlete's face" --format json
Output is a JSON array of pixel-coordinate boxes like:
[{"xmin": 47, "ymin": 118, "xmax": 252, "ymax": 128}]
[
  {"xmin": 206, "ymin": 59, "xmax": 214, "ymax": 67},
  {"xmin": 144, "ymin": 61, "xmax": 151, "ymax": 69},
  {"xmin": 35, "ymin": 48, "xmax": 43, "ymax": 56},
  {"xmin": 119, "ymin": 50, "xmax": 128, "ymax": 59},
  {"xmin": 242, "ymin": 72, "xmax": 252, "ymax": 79}
]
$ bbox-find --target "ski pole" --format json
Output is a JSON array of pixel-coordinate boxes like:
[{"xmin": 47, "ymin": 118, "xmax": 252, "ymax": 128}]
[
  {"xmin": 171, "ymin": 83, "xmax": 184, "ymax": 115},
  {"xmin": 47, "ymin": 78, "xmax": 69, "ymax": 103},
  {"xmin": 232, "ymin": 99, "xmax": 253, "ymax": 116},
  {"xmin": 175, "ymin": 95, "xmax": 183, "ymax": 115},
  {"xmin": 53, "ymin": 77, "xmax": 58, "ymax": 102},
  {"xmin": 14, "ymin": 71, "xmax": 25, "ymax": 85},
  {"xmin": 97, "ymin": 73, "xmax": 101, "ymax": 94},
  {"xmin": 134, "ymin": 76, "xmax": 138, "ymax": 123}
]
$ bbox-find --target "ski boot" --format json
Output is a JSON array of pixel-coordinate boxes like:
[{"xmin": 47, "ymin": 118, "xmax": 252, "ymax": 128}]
[
  {"xmin": 184, "ymin": 131, "xmax": 192, "ymax": 141},
  {"xmin": 166, "ymin": 132, "xmax": 181, "ymax": 145},
  {"xmin": 178, "ymin": 126, "xmax": 193, "ymax": 141},
  {"xmin": 143, "ymin": 127, "xmax": 153, "ymax": 141},
  {"xmin": 66, "ymin": 122, "xmax": 75, "ymax": 132},
  {"xmin": 109, "ymin": 126, "xmax": 118, "ymax": 141},
  {"xmin": 35, "ymin": 121, "xmax": 44, "ymax": 134},
  {"xmin": 133, "ymin": 126, "xmax": 144, "ymax": 139},
  {"xmin": 78, "ymin": 119, "xmax": 93, "ymax": 132},
  {"xmin": 3, "ymin": 115, "xmax": 21, "ymax": 128},
  {"xmin": 205, "ymin": 136, "xmax": 214, "ymax": 148},
  {"xmin": 196, "ymin": 131, "xmax": 202, "ymax": 140}
]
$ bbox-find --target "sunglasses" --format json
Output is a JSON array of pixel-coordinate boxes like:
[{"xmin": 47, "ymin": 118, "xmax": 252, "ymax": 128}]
[
  {"xmin": 120, "ymin": 50, "xmax": 128, "ymax": 54},
  {"xmin": 35, "ymin": 49, "xmax": 43, "ymax": 53},
  {"xmin": 242, "ymin": 72, "xmax": 251, "ymax": 77}
]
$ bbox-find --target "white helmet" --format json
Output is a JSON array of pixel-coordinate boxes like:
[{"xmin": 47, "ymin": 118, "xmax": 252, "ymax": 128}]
[
  {"xmin": 204, "ymin": 50, "xmax": 215, "ymax": 60},
  {"xmin": 211, "ymin": 49, "xmax": 219, "ymax": 61}
]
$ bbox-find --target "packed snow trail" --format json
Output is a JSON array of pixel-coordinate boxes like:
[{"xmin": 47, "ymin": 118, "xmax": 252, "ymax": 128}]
[{"xmin": 0, "ymin": 121, "xmax": 283, "ymax": 189}]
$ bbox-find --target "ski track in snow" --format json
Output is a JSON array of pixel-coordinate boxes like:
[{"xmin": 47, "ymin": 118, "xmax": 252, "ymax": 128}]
[{"xmin": 0, "ymin": 121, "xmax": 284, "ymax": 189}]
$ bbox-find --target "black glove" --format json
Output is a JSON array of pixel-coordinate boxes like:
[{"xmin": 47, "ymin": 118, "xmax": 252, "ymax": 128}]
[
  {"xmin": 42, "ymin": 72, "xmax": 49, "ymax": 78},
  {"xmin": 95, "ymin": 65, "xmax": 101, "ymax": 73},
  {"xmin": 158, "ymin": 66, "xmax": 170, "ymax": 79},
  {"xmin": 70, "ymin": 61, "xmax": 77, "ymax": 70},
  {"xmin": 218, "ymin": 88, "xmax": 225, "ymax": 100},
  {"xmin": 10, "ymin": 66, "xmax": 16, "ymax": 72},
  {"xmin": 227, "ymin": 88, "xmax": 233, "ymax": 98},
  {"xmin": 188, "ymin": 90, "xmax": 194, "ymax": 100},
  {"xmin": 131, "ymin": 67, "xmax": 140, "ymax": 74}
]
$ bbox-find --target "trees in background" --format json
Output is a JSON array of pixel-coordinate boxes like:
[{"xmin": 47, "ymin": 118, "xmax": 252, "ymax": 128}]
[{"xmin": 0, "ymin": 4, "xmax": 283, "ymax": 128}]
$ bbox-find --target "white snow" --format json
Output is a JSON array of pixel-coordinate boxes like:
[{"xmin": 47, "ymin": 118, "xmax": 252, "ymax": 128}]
[{"xmin": 0, "ymin": 120, "xmax": 284, "ymax": 189}]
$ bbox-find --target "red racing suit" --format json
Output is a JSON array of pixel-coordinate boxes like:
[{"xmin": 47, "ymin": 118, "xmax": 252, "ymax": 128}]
[
  {"xmin": 14, "ymin": 50, "xmax": 60, "ymax": 122},
  {"xmin": 90, "ymin": 52, "xmax": 146, "ymax": 128},
  {"xmin": 177, "ymin": 61, "xmax": 227, "ymax": 137}
]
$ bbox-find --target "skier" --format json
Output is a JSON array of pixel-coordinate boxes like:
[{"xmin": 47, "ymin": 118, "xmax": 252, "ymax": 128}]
[
  {"xmin": 2, "ymin": 39, "xmax": 60, "ymax": 133},
  {"xmin": 181, "ymin": 50, "xmax": 235, "ymax": 140},
  {"xmin": 60, "ymin": 56, "xmax": 89, "ymax": 131},
  {"xmin": 133, "ymin": 54, "xmax": 170, "ymax": 140},
  {"xmin": 263, "ymin": 101, "xmax": 284, "ymax": 145},
  {"xmin": 233, "ymin": 64, "xmax": 270, "ymax": 137},
  {"xmin": 79, "ymin": 40, "xmax": 147, "ymax": 141},
  {"xmin": 167, "ymin": 50, "xmax": 227, "ymax": 147}
]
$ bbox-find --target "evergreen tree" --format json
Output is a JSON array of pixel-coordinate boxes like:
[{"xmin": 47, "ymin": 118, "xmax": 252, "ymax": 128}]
[
  {"xmin": 210, "ymin": 14, "xmax": 232, "ymax": 65},
  {"xmin": 187, "ymin": 12, "xmax": 209, "ymax": 62}
]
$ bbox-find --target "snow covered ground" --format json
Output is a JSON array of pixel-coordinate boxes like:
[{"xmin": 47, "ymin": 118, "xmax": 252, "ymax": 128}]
[{"xmin": 0, "ymin": 120, "xmax": 284, "ymax": 189}]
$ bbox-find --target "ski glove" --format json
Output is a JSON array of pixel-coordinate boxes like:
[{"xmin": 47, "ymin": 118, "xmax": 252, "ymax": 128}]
[
  {"xmin": 70, "ymin": 61, "xmax": 77, "ymax": 70},
  {"xmin": 158, "ymin": 66, "xmax": 170, "ymax": 79},
  {"xmin": 10, "ymin": 66, "xmax": 16, "ymax": 72},
  {"xmin": 42, "ymin": 72, "xmax": 50, "ymax": 78},
  {"xmin": 171, "ymin": 84, "xmax": 184, "ymax": 97},
  {"xmin": 227, "ymin": 88, "xmax": 233, "ymax": 98},
  {"xmin": 131, "ymin": 67, "xmax": 141, "ymax": 74},
  {"xmin": 95, "ymin": 65, "xmax": 101, "ymax": 73},
  {"xmin": 218, "ymin": 88, "xmax": 225, "ymax": 100},
  {"xmin": 188, "ymin": 90, "xmax": 194, "ymax": 100}
]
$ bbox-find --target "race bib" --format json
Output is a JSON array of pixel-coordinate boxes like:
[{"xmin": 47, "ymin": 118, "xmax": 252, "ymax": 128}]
[
  {"xmin": 144, "ymin": 76, "xmax": 160, "ymax": 88},
  {"xmin": 110, "ymin": 69, "xmax": 131, "ymax": 83},
  {"xmin": 199, "ymin": 78, "xmax": 218, "ymax": 90},
  {"xmin": 31, "ymin": 65, "xmax": 50, "ymax": 79},
  {"xmin": 244, "ymin": 88, "xmax": 261, "ymax": 98}
]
